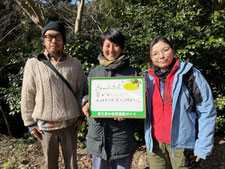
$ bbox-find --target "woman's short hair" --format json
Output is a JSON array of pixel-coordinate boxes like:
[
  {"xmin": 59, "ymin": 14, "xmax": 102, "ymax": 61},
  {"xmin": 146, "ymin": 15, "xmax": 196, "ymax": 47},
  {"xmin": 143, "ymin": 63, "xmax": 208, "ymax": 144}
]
[
  {"xmin": 100, "ymin": 29, "xmax": 125, "ymax": 49},
  {"xmin": 147, "ymin": 36, "xmax": 174, "ymax": 64}
]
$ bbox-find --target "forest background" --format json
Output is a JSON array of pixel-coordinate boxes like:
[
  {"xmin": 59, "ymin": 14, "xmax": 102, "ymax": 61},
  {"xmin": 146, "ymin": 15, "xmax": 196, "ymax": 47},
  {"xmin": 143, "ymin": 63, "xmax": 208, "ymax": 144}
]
[{"xmin": 0, "ymin": 0, "xmax": 224, "ymax": 155}]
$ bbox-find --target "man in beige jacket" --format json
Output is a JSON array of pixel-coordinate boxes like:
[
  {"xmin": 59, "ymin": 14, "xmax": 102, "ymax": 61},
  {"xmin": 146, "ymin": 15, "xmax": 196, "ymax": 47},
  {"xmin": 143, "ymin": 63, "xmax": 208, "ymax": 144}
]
[{"xmin": 21, "ymin": 21, "xmax": 85, "ymax": 169}]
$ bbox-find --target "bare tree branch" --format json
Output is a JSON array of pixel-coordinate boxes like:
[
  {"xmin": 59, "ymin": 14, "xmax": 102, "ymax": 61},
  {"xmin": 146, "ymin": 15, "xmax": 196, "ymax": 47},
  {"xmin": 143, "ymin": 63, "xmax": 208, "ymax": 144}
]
[
  {"xmin": 0, "ymin": 23, "xmax": 22, "ymax": 43},
  {"xmin": 75, "ymin": 0, "xmax": 85, "ymax": 34},
  {"xmin": 0, "ymin": 102, "xmax": 12, "ymax": 137},
  {"xmin": 90, "ymin": 15, "xmax": 103, "ymax": 33},
  {"xmin": 15, "ymin": 0, "xmax": 45, "ymax": 30}
]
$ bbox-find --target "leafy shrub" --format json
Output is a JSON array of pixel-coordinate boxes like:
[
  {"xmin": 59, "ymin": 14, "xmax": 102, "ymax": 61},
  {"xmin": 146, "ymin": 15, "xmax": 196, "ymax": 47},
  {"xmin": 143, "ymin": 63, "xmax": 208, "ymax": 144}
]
[
  {"xmin": 1, "ymin": 0, "xmax": 224, "ymax": 145},
  {"xmin": 215, "ymin": 95, "xmax": 225, "ymax": 135},
  {"xmin": 77, "ymin": 121, "xmax": 89, "ymax": 148}
]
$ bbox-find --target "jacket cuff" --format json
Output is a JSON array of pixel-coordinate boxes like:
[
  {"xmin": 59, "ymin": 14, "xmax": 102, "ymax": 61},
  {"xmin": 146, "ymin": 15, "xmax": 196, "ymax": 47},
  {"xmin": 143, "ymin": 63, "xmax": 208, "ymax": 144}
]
[
  {"xmin": 28, "ymin": 124, "xmax": 37, "ymax": 132},
  {"xmin": 82, "ymin": 95, "xmax": 89, "ymax": 107}
]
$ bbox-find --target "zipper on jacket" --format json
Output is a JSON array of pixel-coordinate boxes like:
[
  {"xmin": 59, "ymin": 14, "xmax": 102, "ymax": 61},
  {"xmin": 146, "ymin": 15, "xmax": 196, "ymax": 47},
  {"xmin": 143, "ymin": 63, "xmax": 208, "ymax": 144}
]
[
  {"xmin": 160, "ymin": 80, "xmax": 165, "ymax": 143},
  {"xmin": 162, "ymin": 101, "xmax": 165, "ymax": 143}
]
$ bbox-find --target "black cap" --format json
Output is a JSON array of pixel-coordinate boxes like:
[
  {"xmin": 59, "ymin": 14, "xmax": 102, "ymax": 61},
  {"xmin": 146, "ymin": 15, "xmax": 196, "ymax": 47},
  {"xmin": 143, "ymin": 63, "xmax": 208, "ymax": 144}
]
[{"xmin": 42, "ymin": 21, "xmax": 66, "ymax": 43}]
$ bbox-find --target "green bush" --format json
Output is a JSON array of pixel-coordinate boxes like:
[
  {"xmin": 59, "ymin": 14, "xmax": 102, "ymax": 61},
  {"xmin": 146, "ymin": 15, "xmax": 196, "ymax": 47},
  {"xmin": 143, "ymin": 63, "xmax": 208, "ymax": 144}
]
[
  {"xmin": 215, "ymin": 95, "xmax": 225, "ymax": 135},
  {"xmin": 1, "ymin": 0, "xmax": 224, "ymax": 145}
]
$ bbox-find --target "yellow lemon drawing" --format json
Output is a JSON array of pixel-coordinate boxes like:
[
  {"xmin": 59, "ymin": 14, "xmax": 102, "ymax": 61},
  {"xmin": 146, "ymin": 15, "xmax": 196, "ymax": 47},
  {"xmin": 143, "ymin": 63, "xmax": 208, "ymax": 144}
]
[{"xmin": 123, "ymin": 82, "xmax": 139, "ymax": 91}]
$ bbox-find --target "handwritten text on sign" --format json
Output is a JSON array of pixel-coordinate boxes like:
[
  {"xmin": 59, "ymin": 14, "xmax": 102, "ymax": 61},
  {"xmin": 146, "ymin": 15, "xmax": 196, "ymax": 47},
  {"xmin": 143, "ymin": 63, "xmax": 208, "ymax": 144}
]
[{"xmin": 89, "ymin": 77, "xmax": 146, "ymax": 118}]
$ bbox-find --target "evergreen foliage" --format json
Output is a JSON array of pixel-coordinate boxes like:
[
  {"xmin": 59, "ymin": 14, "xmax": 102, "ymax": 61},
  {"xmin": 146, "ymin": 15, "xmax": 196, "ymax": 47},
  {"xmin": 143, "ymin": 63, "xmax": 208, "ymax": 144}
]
[{"xmin": 0, "ymin": 0, "xmax": 224, "ymax": 143}]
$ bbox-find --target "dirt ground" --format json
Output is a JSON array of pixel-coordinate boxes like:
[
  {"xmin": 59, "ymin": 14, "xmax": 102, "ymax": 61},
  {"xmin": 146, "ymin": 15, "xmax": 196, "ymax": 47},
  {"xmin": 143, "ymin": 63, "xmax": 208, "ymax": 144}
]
[{"xmin": 0, "ymin": 134, "xmax": 224, "ymax": 169}]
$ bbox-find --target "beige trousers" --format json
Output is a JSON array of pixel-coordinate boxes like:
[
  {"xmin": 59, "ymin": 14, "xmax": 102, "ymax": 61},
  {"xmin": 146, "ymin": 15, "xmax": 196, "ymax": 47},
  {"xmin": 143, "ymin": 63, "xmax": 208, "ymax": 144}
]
[{"xmin": 41, "ymin": 125, "xmax": 77, "ymax": 169}]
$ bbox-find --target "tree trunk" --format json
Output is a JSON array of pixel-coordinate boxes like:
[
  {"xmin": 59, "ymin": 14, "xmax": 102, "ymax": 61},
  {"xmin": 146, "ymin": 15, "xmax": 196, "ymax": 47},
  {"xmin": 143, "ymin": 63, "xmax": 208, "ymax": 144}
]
[
  {"xmin": 213, "ymin": 0, "xmax": 225, "ymax": 11},
  {"xmin": 0, "ymin": 101, "xmax": 12, "ymax": 137},
  {"xmin": 75, "ymin": 0, "xmax": 85, "ymax": 34},
  {"xmin": 15, "ymin": 0, "xmax": 45, "ymax": 30}
]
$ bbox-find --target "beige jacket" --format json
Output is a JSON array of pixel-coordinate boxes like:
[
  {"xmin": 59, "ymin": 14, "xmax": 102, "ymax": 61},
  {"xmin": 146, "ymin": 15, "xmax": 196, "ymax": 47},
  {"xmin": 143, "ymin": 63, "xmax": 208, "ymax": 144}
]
[{"xmin": 21, "ymin": 55, "xmax": 85, "ymax": 126}]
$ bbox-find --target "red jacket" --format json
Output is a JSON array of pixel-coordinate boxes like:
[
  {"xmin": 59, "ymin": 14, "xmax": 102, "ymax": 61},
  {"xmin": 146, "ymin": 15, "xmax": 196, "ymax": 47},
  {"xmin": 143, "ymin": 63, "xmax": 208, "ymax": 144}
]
[{"xmin": 148, "ymin": 60, "xmax": 179, "ymax": 144}]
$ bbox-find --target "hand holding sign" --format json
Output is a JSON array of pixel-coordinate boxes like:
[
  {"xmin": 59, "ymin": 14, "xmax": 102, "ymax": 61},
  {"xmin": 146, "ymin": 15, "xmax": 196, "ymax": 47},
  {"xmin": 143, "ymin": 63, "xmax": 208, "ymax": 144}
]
[{"xmin": 82, "ymin": 101, "xmax": 90, "ymax": 119}]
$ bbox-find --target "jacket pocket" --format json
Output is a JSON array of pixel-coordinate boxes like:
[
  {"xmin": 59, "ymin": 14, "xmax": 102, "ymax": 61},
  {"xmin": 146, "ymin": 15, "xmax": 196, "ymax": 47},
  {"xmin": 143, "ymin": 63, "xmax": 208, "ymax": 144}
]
[{"xmin": 88, "ymin": 118, "xmax": 103, "ymax": 126}]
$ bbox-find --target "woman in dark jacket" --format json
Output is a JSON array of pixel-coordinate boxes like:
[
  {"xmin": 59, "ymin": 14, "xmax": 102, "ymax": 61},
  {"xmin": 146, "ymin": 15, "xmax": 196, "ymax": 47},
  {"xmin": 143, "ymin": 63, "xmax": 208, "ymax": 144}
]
[{"xmin": 82, "ymin": 29, "xmax": 138, "ymax": 169}]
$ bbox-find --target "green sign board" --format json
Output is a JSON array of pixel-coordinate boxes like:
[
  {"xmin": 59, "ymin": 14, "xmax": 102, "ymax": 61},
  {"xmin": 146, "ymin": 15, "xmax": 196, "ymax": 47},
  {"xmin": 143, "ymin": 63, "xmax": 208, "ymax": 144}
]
[{"xmin": 89, "ymin": 76, "xmax": 146, "ymax": 119}]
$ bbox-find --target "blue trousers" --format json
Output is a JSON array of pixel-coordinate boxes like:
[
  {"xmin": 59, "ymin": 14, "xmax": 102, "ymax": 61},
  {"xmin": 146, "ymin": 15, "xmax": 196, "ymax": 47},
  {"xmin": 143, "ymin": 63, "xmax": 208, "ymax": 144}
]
[{"xmin": 92, "ymin": 154, "xmax": 133, "ymax": 169}]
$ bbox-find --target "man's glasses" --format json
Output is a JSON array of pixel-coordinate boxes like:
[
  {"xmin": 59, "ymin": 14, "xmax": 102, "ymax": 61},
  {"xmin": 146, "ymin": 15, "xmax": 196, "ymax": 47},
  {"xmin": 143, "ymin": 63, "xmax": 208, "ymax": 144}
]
[
  {"xmin": 151, "ymin": 47, "xmax": 172, "ymax": 59},
  {"xmin": 44, "ymin": 34, "xmax": 63, "ymax": 41}
]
